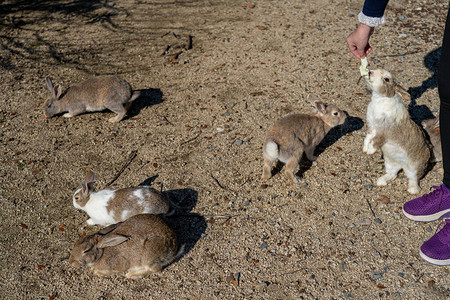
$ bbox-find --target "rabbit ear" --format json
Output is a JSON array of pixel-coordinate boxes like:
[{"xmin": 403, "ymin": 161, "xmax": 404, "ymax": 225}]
[
  {"xmin": 97, "ymin": 234, "xmax": 130, "ymax": 248},
  {"xmin": 45, "ymin": 77, "xmax": 55, "ymax": 97},
  {"xmin": 307, "ymin": 94, "xmax": 326, "ymax": 114},
  {"xmin": 395, "ymin": 83, "xmax": 410, "ymax": 100},
  {"xmin": 81, "ymin": 182, "xmax": 90, "ymax": 198},
  {"xmin": 97, "ymin": 222, "xmax": 122, "ymax": 235},
  {"xmin": 55, "ymin": 85, "xmax": 62, "ymax": 99},
  {"xmin": 85, "ymin": 170, "xmax": 96, "ymax": 190}
]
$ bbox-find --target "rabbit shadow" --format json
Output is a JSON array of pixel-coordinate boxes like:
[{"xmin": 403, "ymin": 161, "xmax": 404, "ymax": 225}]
[
  {"xmin": 163, "ymin": 189, "xmax": 206, "ymax": 255},
  {"xmin": 138, "ymin": 178, "xmax": 205, "ymax": 255},
  {"xmin": 297, "ymin": 114, "xmax": 364, "ymax": 177},
  {"xmin": 126, "ymin": 88, "xmax": 164, "ymax": 119},
  {"xmin": 270, "ymin": 114, "xmax": 364, "ymax": 180},
  {"xmin": 407, "ymin": 47, "xmax": 440, "ymax": 123}
]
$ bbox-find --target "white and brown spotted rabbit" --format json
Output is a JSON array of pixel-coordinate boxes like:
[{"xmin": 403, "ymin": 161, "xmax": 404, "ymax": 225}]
[
  {"xmin": 69, "ymin": 214, "xmax": 183, "ymax": 278},
  {"xmin": 44, "ymin": 75, "xmax": 140, "ymax": 122},
  {"xmin": 73, "ymin": 170, "xmax": 170, "ymax": 226}
]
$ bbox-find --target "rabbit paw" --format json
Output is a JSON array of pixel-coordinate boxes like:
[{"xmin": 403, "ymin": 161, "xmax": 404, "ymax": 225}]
[
  {"xmin": 291, "ymin": 175, "xmax": 302, "ymax": 183},
  {"xmin": 63, "ymin": 113, "xmax": 74, "ymax": 118},
  {"xmin": 407, "ymin": 185, "xmax": 420, "ymax": 194},
  {"xmin": 262, "ymin": 172, "xmax": 272, "ymax": 180},
  {"xmin": 86, "ymin": 218, "xmax": 96, "ymax": 225},
  {"xmin": 364, "ymin": 143, "xmax": 376, "ymax": 155},
  {"xmin": 376, "ymin": 176, "xmax": 388, "ymax": 186},
  {"xmin": 307, "ymin": 155, "xmax": 317, "ymax": 161}
]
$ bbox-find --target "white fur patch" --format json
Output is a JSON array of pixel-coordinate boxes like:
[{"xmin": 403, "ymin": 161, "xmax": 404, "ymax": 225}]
[
  {"xmin": 264, "ymin": 141, "xmax": 278, "ymax": 159},
  {"xmin": 121, "ymin": 210, "xmax": 130, "ymax": 221},
  {"xmin": 82, "ymin": 190, "xmax": 116, "ymax": 226}
]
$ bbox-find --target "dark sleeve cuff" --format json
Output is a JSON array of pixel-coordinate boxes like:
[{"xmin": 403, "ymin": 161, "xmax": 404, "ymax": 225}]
[{"xmin": 362, "ymin": 0, "xmax": 389, "ymax": 17}]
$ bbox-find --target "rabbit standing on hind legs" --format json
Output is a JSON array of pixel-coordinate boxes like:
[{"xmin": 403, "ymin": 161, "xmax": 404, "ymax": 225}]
[
  {"xmin": 262, "ymin": 95, "xmax": 346, "ymax": 184},
  {"xmin": 363, "ymin": 69, "xmax": 430, "ymax": 194},
  {"xmin": 44, "ymin": 75, "xmax": 140, "ymax": 122}
]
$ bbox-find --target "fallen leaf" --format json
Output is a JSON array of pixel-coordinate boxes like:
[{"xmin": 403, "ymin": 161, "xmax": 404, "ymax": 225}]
[
  {"xmin": 330, "ymin": 172, "xmax": 337, "ymax": 176},
  {"xmin": 257, "ymin": 26, "xmax": 268, "ymax": 30},
  {"xmin": 376, "ymin": 195, "xmax": 391, "ymax": 204},
  {"xmin": 152, "ymin": 163, "xmax": 158, "ymax": 168},
  {"xmin": 32, "ymin": 169, "xmax": 41, "ymax": 175},
  {"xmin": 59, "ymin": 228, "xmax": 65, "ymax": 232},
  {"xmin": 37, "ymin": 265, "xmax": 45, "ymax": 270},
  {"xmin": 177, "ymin": 181, "xmax": 183, "ymax": 186},
  {"xmin": 305, "ymin": 209, "xmax": 312, "ymax": 215},
  {"xmin": 247, "ymin": 3, "xmax": 255, "ymax": 8},
  {"xmin": 336, "ymin": 146, "xmax": 343, "ymax": 151},
  {"xmin": 49, "ymin": 292, "xmax": 57, "ymax": 300},
  {"xmin": 261, "ymin": 184, "xmax": 268, "ymax": 189},
  {"xmin": 19, "ymin": 223, "xmax": 28, "ymax": 229},
  {"xmin": 376, "ymin": 284, "xmax": 386, "ymax": 289},
  {"xmin": 206, "ymin": 219, "xmax": 215, "ymax": 224},
  {"xmin": 226, "ymin": 275, "xmax": 239, "ymax": 287}
]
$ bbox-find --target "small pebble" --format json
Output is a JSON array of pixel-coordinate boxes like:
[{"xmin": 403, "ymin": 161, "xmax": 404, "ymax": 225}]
[
  {"xmin": 398, "ymin": 272, "xmax": 405, "ymax": 277},
  {"xmin": 374, "ymin": 218, "xmax": 382, "ymax": 224},
  {"xmin": 363, "ymin": 184, "xmax": 373, "ymax": 189},
  {"xmin": 244, "ymin": 200, "xmax": 251, "ymax": 206},
  {"xmin": 374, "ymin": 274, "xmax": 382, "ymax": 280},
  {"xmin": 399, "ymin": 15, "xmax": 406, "ymax": 20},
  {"xmin": 236, "ymin": 139, "xmax": 243, "ymax": 146},
  {"xmin": 260, "ymin": 242, "xmax": 268, "ymax": 249},
  {"xmin": 426, "ymin": 226, "xmax": 432, "ymax": 232}
]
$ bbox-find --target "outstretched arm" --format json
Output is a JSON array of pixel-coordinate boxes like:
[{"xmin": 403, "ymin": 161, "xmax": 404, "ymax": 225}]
[{"xmin": 346, "ymin": 0, "xmax": 390, "ymax": 59}]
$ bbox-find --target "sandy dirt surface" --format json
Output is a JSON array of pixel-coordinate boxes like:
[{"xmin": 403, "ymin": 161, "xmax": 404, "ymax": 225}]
[{"xmin": 1, "ymin": 0, "xmax": 449, "ymax": 299}]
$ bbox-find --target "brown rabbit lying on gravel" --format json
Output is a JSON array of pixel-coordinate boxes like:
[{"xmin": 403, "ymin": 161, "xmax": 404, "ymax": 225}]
[
  {"xmin": 69, "ymin": 214, "xmax": 184, "ymax": 279},
  {"xmin": 262, "ymin": 95, "xmax": 347, "ymax": 184},
  {"xmin": 44, "ymin": 75, "xmax": 140, "ymax": 122}
]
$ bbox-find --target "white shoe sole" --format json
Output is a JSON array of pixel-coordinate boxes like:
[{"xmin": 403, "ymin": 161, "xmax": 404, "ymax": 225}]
[
  {"xmin": 402, "ymin": 208, "xmax": 450, "ymax": 222},
  {"xmin": 419, "ymin": 249, "xmax": 450, "ymax": 266}
]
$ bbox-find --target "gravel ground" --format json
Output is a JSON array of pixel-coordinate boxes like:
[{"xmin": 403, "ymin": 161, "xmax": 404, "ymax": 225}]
[{"xmin": 0, "ymin": 0, "xmax": 449, "ymax": 299}]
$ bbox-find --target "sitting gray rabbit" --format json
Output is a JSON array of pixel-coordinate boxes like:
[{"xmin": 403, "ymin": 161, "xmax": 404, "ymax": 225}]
[{"xmin": 44, "ymin": 75, "xmax": 140, "ymax": 122}]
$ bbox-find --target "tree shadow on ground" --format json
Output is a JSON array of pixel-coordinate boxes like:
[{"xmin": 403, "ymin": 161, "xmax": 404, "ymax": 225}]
[
  {"xmin": 270, "ymin": 113, "xmax": 364, "ymax": 180},
  {"xmin": 126, "ymin": 88, "xmax": 165, "ymax": 119},
  {"xmin": 407, "ymin": 47, "xmax": 441, "ymax": 123}
]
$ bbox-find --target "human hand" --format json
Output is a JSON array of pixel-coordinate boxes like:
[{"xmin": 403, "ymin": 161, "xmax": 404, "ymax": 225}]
[{"xmin": 346, "ymin": 23, "xmax": 374, "ymax": 59}]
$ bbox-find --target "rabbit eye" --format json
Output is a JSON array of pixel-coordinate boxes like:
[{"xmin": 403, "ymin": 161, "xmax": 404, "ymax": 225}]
[
  {"xmin": 74, "ymin": 195, "xmax": 80, "ymax": 201},
  {"xmin": 384, "ymin": 78, "xmax": 390, "ymax": 82},
  {"xmin": 333, "ymin": 112, "xmax": 339, "ymax": 116}
]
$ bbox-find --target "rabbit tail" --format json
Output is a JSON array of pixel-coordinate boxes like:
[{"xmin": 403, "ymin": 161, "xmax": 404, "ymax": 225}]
[
  {"xmin": 265, "ymin": 141, "xmax": 279, "ymax": 160},
  {"xmin": 129, "ymin": 91, "xmax": 141, "ymax": 103}
]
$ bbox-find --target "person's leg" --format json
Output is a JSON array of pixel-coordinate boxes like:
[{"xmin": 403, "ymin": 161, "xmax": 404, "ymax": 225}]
[
  {"xmin": 406, "ymin": 7, "xmax": 450, "ymax": 266},
  {"xmin": 438, "ymin": 7, "xmax": 450, "ymax": 188}
]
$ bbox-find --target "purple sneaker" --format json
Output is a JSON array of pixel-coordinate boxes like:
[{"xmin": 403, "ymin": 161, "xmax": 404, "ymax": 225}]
[
  {"xmin": 402, "ymin": 184, "xmax": 450, "ymax": 222},
  {"xmin": 419, "ymin": 219, "xmax": 450, "ymax": 266}
]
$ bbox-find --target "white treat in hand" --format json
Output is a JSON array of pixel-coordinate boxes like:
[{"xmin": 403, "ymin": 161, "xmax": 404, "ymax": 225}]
[{"xmin": 360, "ymin": 57, "xmax": 369, "ymax": 79}]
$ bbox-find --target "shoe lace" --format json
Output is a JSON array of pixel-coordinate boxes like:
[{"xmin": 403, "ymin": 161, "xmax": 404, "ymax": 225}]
[
  {"xmin": 424, "ymin": 185, "xmax": 445, "ymax": 204},
  {"xmin": 435, "ymin": 219, "xmax": 450, "ymax": 234}
]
